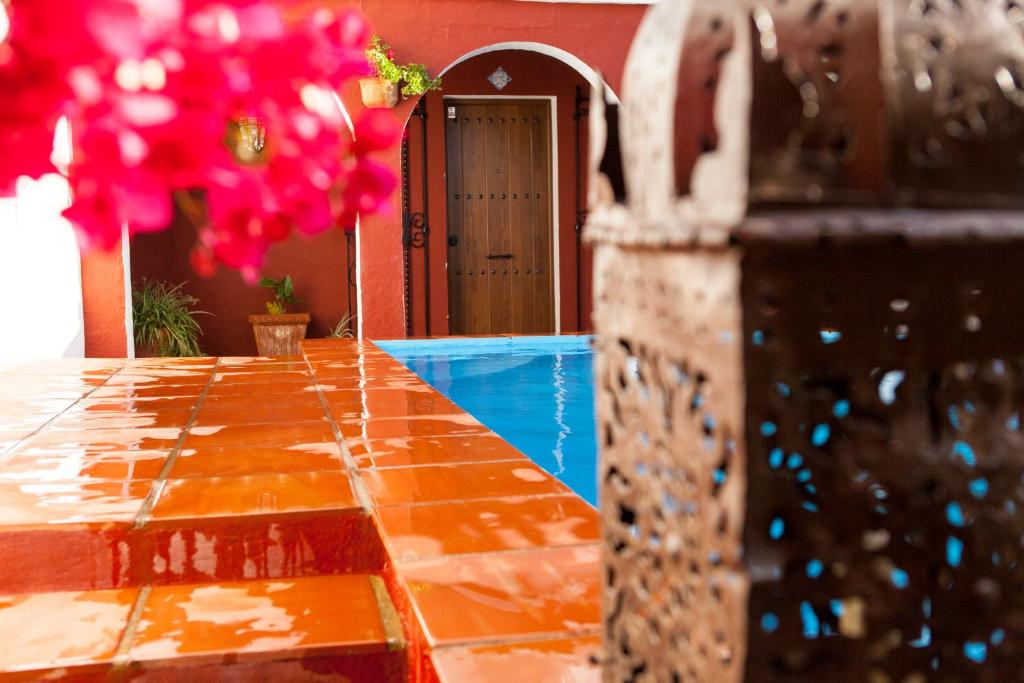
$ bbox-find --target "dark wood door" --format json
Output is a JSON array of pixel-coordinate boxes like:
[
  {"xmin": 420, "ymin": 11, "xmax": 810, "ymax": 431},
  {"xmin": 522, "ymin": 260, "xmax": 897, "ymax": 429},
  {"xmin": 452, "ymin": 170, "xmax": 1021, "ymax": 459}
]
[{"xmin": 445, "ymin": 100, "xmax": 554, "ymax": 335}]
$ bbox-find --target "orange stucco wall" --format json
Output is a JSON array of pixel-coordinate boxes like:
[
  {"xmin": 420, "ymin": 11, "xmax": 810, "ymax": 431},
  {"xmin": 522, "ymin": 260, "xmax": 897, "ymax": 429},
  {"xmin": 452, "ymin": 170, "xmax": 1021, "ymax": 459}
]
[
  {"xmin": 337, "ymin": 0, "xmax": 645, "ymax": 339},
  {"xmin": 81, "ymin": 241, "xmax": 128, "ymax": 357}
]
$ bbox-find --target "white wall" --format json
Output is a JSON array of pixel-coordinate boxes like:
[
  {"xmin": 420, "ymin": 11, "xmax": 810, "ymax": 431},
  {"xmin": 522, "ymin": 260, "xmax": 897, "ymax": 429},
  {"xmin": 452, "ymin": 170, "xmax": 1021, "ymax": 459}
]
[{"xmin": 0, "ymin": 173, "xmax": 85, "ymax": 366}]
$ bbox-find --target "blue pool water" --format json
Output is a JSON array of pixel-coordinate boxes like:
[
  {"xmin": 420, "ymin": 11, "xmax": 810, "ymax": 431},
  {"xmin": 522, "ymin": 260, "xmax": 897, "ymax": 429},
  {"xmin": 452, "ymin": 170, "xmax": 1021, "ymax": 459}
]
[{"xmin": 375, "ymin": 336, "xmax": 598, "ymax": 505}]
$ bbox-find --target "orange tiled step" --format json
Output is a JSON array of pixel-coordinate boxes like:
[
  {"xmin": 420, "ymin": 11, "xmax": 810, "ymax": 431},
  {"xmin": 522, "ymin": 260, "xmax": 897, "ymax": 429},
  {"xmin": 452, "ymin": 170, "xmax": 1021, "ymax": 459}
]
[
  {"xmin": 0, "ymin": 573, "xmax": 405, "ymax": 682},
  {"xmin": 0, "ymin": 472, "xmax": 386, "ymax": 593}
]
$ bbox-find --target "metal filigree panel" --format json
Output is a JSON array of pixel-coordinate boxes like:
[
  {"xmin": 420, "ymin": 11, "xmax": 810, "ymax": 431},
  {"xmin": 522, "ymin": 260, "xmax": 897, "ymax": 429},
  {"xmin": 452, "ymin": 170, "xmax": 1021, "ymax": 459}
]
[
  {"xmin": 594, "ymin": 245, "xmax": 748, "ymax": 683},
  {"xmin": 740, "ymin": 231, "xmax": 1024, "ymax": 681}
]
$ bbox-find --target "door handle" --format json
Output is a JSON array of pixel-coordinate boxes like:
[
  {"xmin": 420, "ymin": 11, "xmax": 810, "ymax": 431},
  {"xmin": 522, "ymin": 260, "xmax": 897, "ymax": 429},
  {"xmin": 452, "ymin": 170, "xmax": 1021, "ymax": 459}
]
[{"xmin": 486, "ymin": 253, "xmax": 513, "ymax": 259}]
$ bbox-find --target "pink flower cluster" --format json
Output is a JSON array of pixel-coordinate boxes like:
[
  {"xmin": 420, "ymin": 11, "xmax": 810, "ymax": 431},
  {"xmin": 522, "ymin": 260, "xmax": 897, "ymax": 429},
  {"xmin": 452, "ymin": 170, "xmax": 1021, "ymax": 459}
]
[{"xmin": 0, "ymin": 0, "xmax": 400, "ymax": 280}]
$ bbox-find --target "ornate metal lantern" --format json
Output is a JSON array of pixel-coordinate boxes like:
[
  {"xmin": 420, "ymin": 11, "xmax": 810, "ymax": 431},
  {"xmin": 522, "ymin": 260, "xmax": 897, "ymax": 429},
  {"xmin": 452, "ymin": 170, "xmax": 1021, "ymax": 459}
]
[{"xmin": 586, "ymin": 1, "xmax": 1024, "ymax": 680}]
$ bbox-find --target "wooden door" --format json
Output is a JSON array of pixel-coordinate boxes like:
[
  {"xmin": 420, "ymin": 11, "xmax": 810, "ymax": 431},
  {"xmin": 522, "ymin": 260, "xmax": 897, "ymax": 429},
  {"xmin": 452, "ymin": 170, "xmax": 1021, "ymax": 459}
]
[{"xmin": 445, "ymin": 100, "xmax": 554, "ymax": 335}]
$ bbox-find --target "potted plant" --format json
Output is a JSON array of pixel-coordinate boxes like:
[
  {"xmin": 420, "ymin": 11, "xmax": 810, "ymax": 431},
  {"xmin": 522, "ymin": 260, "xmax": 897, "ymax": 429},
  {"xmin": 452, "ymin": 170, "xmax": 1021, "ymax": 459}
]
[
  {"xmin": 361, "ymin": 36, "xmax": 442, "ymax": 108},
  {"xmin": 132, "ymin": 280, "xmax": 209, "ymax": 357},
  {"xmin": 248, "ymin": 275, "xmax": 310, "ymax": 356}
]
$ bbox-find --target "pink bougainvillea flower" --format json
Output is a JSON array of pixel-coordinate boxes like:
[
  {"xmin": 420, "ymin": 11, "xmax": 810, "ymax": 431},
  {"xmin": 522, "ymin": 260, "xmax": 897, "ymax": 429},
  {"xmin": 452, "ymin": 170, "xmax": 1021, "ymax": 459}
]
[{"xmin": 2, "ymin": 0, "xmax": 398, "ymax": 278}]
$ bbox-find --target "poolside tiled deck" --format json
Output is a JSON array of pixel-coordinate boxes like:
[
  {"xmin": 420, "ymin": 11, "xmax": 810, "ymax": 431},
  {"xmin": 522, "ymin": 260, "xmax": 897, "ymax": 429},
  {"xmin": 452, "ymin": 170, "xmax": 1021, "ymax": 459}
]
[{"xmin": 0, "ymin": 339, "xmax": 601, "ymax": 681}]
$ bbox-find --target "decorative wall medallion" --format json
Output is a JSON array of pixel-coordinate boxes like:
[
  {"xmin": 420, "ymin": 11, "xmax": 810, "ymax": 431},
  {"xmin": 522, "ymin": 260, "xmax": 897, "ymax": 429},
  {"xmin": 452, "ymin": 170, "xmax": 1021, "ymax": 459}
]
[{"xmin": 487, "ymin": 67, "xmax": 511, "ymax": 91}]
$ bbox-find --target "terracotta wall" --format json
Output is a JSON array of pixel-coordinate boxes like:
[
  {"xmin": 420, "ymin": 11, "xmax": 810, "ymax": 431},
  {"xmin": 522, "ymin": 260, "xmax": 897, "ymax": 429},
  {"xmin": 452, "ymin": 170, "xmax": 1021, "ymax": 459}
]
[
  {"xmin": 131, "ymin": 214, "xmax": 357, "ymax": 357},
  {"xmin": 404, "ymin": 49, "xmax": 594, "ymax": 336},
  {"xmin": 337, "ymin": 0, "xmax": 645, "ymax": 338},
  {"xmin": 81, "ymin": 243, "xmax": 128, "ymax": 357}
]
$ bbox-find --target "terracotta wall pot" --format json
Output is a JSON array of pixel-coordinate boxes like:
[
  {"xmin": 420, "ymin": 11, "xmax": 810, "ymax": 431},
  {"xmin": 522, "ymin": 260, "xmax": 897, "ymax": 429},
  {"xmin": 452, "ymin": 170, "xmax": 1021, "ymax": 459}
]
[
  {"xmin": 135, "ymin": 329, "xmax": 168, "ymax": 358},
  {"xmin": 359, "ymin": 77, "xmax": 399, "ymax": 108},
  {"xmin": 248, "ymin": 313, "xmax": 311, "ymax": 357}
]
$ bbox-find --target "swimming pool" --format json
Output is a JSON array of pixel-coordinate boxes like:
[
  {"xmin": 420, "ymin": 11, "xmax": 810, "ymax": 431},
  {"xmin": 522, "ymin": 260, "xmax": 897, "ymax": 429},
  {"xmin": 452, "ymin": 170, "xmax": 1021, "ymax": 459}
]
[{"xmin": 375, "ymin": 336, "xmax": 598, "ymax": 505}]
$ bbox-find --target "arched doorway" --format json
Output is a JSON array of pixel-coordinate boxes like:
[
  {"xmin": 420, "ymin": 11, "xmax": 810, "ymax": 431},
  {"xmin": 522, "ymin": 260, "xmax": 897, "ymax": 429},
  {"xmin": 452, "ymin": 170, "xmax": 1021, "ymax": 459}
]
[{"xmin": 400, "ymin": 45, "xmax": 616, "ymax": 337}]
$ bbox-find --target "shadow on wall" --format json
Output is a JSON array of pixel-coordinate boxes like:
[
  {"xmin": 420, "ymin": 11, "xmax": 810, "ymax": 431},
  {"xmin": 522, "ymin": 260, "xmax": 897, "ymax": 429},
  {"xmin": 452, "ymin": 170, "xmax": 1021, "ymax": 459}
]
[{"xmin": 130, "ymin": 205, "xmax": 355, "ymax": 357}]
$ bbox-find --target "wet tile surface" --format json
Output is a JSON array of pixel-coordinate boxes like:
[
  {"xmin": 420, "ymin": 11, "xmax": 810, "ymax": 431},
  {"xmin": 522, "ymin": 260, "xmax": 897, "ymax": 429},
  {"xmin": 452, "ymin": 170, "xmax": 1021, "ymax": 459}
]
[
  {"xmin": 431, "ymin": 634, "xmax": 602, "ymax": 683},
  {"xmin": 401, "ymin": 545, "xmax": 601, "ymax": 646},
  {"xmin": 377, "ymin": 495, "xmax": 599, "ymax": 562},
  {"xmin": 0, "ymin": 588, "xmax": 137, "ymax": 674},
  {"xmin": 129, "ymin": 575, "xmax": 388, "ymax": 663},
  {"xmin": 360, "ymin": 460, "xmax": 569, "ymax": 506},
  {"xmin": 152, "ymin": 471, "xmax": 358, "ymax": 520},
  {"xmin": 0, "ymin": 340, "xmax": 601, "ymax": 678}
]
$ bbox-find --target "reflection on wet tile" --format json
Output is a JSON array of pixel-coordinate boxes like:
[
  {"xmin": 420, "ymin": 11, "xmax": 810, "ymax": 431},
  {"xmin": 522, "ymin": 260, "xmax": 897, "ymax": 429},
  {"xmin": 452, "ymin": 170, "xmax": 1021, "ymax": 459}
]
[
  {"xmin": 0, "ymin": 588, "xmax": 137, "ymax": 674},
  {"xmin": 170, "ymin": 445, "xmax": 344, "ymax": 478},
  {"xmin": 331, "ymin": 395, "xmax": 460, "ymax": 421},
  {"xmin": 0, "ymin": 450, "xmax": 169, "ymax": 482},
  {"xmin": 129, "ymin": 575, "xmax": 387, "ymax": 663},
  {"xmin": 191, "ymin": 404, "xmax": 327, "ymax": 427},
  {"xmin": 180, "ymin": 422, "xmax": 334, "ymax": 449},
  {"xmin": 152, "ymin": 472, "xmax": 358, "ymax": 520},
  {"xmin": 339, "ymin": 414, "xmax": 490, "ymax": 441},
  {"xmin": 431, "ymin": 635, "xmax": 602, "ymax": 683},
  {"xmin": 360, "ymin": 461, "xmax": 568, "ymax": 506},
  {"xmin": 401, "ymin": 545, "xmax": 601, "ymax": 645},
  {"xmin": 377, "ymin": 495, "xmax": 598, "ymax": 562},
  {"xmin": 348, "ymin": 434, "xmax": 527, "ymax": 469},
  {"xmin": 0, "ymin": 480, "xmax": 151, "ymax": 525},
  {"xmin": 14, "ymin": 427, "xmax": 183, "ymax": 454}
]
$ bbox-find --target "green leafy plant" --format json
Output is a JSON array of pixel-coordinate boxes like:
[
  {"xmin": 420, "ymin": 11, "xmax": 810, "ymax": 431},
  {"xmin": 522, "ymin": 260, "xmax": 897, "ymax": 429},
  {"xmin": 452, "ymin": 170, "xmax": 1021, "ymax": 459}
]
[
  {"xmin": 132, "ymin": 280, "xmax": 208, "ymax": 357},
  {"xmin": 365, "ymin": 36, "xmax": 442, "ymax": 97},
  {"xmin": 259, "ymin": 275, "xmax": 300, "ymax": 315},
  {"xmin": 328, "ymin": 311, "xmax": 356, "ymax": 339}
]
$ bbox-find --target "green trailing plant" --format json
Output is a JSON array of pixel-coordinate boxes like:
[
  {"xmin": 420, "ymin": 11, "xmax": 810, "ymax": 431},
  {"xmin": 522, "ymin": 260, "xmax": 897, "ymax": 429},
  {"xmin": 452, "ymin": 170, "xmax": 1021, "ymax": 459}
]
[
  {"xmin": 259, "ymin": 275, "xmax": 300, "ymax": 315},
  {"xmin": 328, "ymin": 311, "xmax": 356, "ymax": 339},
  {"xmin": 365, "ymin": 35, "xmax": 442, "ymax": 97},
  {"xmin": 132, "ymin": 280, "xmax": 208, "ymax": 357}
]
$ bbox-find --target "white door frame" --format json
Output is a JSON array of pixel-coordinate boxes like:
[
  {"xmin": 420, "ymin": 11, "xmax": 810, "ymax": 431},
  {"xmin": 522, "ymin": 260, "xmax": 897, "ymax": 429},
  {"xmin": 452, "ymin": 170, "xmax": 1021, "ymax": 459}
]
[{"xmin": 443, "ymin": 94, "xmax": 561, "ymax": 334}]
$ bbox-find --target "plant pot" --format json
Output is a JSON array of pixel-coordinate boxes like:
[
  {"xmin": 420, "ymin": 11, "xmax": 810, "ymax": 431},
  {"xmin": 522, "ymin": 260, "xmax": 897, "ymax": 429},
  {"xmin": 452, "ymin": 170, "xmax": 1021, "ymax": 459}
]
[
  {"xmin": 359, "ymin": 77, "xmax": 399, "ymax": 108},
  {"xmin": 135, "ymin": 329, "xmax": 169, "ymax": 358},
  {"xmin": 248, "ymin": 313, "xmax": 311, "ymax": 357}
]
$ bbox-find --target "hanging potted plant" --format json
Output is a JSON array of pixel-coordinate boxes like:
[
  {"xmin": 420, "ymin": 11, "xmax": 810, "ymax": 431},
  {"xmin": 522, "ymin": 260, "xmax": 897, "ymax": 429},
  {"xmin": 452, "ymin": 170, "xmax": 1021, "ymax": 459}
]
[
  {"xmin": 132, "ymin": 280, "xmax": 209, "ymax": 357},
  {"xmin": 361, "ymin": 36, "xmax": 442, "ymax": 108},
  {"xmin": 248, "ymin": 275, "xmax": 310, "ymax": 356}
]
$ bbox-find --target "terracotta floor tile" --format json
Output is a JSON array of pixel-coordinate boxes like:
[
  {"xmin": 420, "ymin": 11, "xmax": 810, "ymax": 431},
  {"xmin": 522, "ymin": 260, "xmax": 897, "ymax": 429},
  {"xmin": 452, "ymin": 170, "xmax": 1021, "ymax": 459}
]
[
  {"xmin": 169, "ymin": 444, "xmax": 344, "ymax": 478},
  {"xmin": 215, "ymin": 359, "xmax": 310, "ymax": 373},
  {"xmin": 201, "ymin": 393, "xmax": 324, "ymax": 411},
  {"xmin": 211, "ymin": 371, "xmax": 311, "ymax": 385},
  {"xmin": 0, "ymin": 480, "xmax": 151, "ymax": 525},
  {"xmin": 90, "ymin": 385, "xmax": 204, "ymax": 400},
  {"xmin": 181, "ymin": 422, "xmax": 335, "ymax": 449},
  {"xmin": 401, "ymin": 545, "xmax": 601, "ymax": 646},
  {"xmin": 349, "ymin": 434, "xmax": 527, "ymax": 468},
  {"xmin": 0, "ymin": 588, "xmax": 138, "ymax": 675},
  {"xmin": 0, "ymin": 450, "xmax": 169, "ymax": 481},
  {"xmin": 204, "ymin": 382, "xmax": 319, "ymax": 399},
  {"xmin": 105, "ymin": 373, "xmax": 211, "ymax": 387},
  {"xmin": 50, "ymin": 409, "xmax": 194, "ymax": 430},
  {"xmin": 219, "ymin": 355, "xmax": 305, "ymax": 365},
  {"xmin": 360, "ymin": 461, "xmax": 567, "ymax": 506},
  {"xmin": 14, "ymin": 427, "xmax": 183, "ymax": 454},
  {"xmin": 129, "ymin": 575, "xmax": 387, "ymax": 664},
  {"xmin": 431, "ymin": 635, "xmax": 602, "ymax": 683},
  {"xmin": 339, "ymin": 414, "xmax": 489, "ymax": 442},
  {"xmin": 191, "ymin": 404, "xmax": 327, "ymax": 427},
  {"xmin": 331, "ymin": 396, "xmax": 462, "ymax": 421},
  {"xmin": 73, "ymin": 395, "xmax": 200, "ymax": 412},
  {"xmin": 377, "ymin": 495, "xmax": 598, "ymax": 562},
  {"xmin": 151, "ymin": 471, "xmax": 358, "ymax": 520},
  {"xmin": 314, "ymin": 366, "xmax": 411, "ymax": 381},
  {"xmin": 320, "ymin": 386, "xmax": 437, "ymax": 407}
]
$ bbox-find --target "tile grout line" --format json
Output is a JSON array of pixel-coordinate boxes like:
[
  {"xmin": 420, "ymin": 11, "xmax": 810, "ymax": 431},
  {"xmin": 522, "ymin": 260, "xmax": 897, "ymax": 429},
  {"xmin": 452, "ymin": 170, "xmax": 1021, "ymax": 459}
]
[
  {"xmin": 132, "ymin": 358, "xmax": 222, "ymax": 528},
  {"xmin": 303, "ymin": 349, "xmax": 376, "ymax": 514},
  {"xmin": 0, "ymin": 362, "xmax": 128, "ymax": 465},
  {"xmin": 360, "ymin": 456, "xmax": 528, "ymax": 471},
  {"xmin": 112, "ymin": 584, "xmax": 153, "ymax": 668},
  {"xmin": 430, "ymin": 625, "xmax": 603, "ymax": 652}
]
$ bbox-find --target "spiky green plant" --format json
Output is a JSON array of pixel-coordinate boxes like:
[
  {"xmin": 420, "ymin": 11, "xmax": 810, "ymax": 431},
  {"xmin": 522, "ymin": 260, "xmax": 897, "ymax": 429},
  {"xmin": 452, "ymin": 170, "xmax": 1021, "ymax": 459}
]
[
  {"xmin": 132, "ymin": 281, "xmax": 208, "ymax": 357},
  {"xmin": 328, "ymin": 311, "xmax": 356, "ymax": 339}
]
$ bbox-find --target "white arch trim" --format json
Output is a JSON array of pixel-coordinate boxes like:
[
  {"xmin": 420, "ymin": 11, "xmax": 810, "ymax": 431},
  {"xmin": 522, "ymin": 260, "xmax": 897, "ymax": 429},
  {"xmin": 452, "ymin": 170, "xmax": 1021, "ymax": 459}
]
[{"xmin": 440, "ymin": 42, "xmax": 621, "ymax": 104}]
